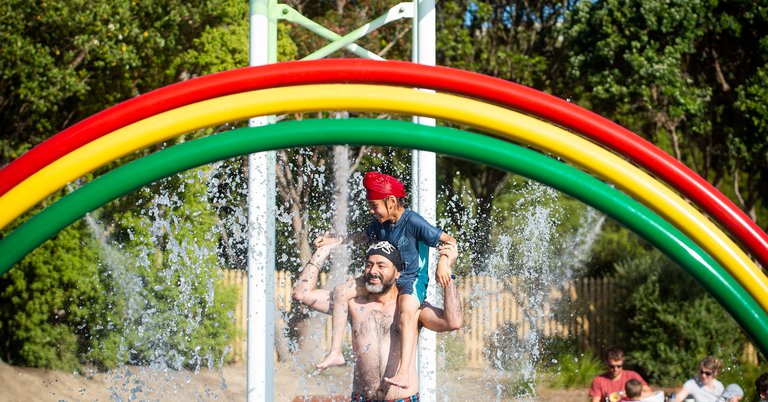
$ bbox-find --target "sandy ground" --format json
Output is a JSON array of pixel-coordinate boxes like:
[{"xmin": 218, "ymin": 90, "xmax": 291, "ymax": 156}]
[{"xmin": 0, "ymin": 360, "xmax": 588, "ymax": 401}]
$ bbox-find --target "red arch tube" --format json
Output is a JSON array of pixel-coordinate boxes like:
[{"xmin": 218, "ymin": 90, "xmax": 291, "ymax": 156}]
[{"xmin": 1, "ymin": 59, "xmax": 766, "ymax": 268}]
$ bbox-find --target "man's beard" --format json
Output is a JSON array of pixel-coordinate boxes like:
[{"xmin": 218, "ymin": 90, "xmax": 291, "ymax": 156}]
[{"xmin": 364, "ymin": 274, "xmax": 395, "ymax": 294}]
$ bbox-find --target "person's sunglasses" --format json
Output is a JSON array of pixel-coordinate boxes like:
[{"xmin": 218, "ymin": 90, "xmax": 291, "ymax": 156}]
[
  {"xmin": 700, "ymin": 370, "xmax": 714, "ymax": 377},
  {"xmin": 609, "ymin": 364, "xmax": 623, "ymax": 369}
]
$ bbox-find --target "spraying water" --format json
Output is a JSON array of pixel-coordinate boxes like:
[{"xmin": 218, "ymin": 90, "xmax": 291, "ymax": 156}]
[
  {"xmin": 26, "ymin": 147, "xmax": 605, "ymax": 401},
  {"xmin": 79, "ymin": 165, "xmax": 236, "ymax": 400}
]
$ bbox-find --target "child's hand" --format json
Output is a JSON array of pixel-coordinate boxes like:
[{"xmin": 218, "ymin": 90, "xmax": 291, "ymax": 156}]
[
  {"xmin": 435, "ymin": 243, "xmax": 457, "ymax": 288},
  {"xmin": 314, "ymin": 243, "xmax": 334, "ymax": 259},
  {"xmin": 307, "ymin": 241, "xmax": 344, "ymax": 268},
  {"xmin": 314, "ymin": 232, "xmax": 343, "ymax": 248},
  {"xmin": 435, "ymin": 263, "xmax": 452, "ymax": 289},
  {"xmin": 438, "ymin": 243, "xmax": 458, "ymax": 266}
]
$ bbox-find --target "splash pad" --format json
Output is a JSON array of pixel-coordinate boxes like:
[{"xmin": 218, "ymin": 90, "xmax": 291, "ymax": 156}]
[{"xmin": 1, "ymin": 59, "xmax": 766, "ymax": 394}]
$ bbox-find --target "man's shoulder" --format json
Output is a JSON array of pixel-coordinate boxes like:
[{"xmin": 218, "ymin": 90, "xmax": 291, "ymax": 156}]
[
  {"xmin": 589, "ymin": 373, "xmax": 611, "ymax": 395},
  {"xmin": 591, "ymin": 373, "xmax": 610, "ymax": 383},
  {"xmin": 624, "ymin": 370, "xmax": 647, "ymax": 381}
]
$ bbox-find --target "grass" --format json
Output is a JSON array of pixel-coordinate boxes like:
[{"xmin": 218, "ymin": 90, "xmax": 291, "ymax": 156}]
[{"xmin": 543, "ymin": 350, "xmax": 604, "ymax": 389}]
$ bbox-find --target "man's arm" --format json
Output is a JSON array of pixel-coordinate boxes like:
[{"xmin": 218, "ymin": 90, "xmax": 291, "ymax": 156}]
[
  {"xmin": 419, "ymin": 279, "xmax": 462, "ymax": 332},
  {"xmin": 588, "ymin": 377, "xmax": 602, "ymax": 402},
  {"xmin": 291, "ymin": 244, "xmax": 335, "ymax": 314},
  {"xmin": 419, "ymin": 243, "xmax": 462, "ymax": 332}
]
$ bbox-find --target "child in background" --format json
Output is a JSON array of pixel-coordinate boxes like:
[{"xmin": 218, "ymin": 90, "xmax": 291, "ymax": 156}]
[
  {"xmin": 314, "ymin": 171, "xmax": 457, "ymax": 389},
  {"xmin": 625, "ymin": 379, "xmax": 643, "ymax": 401}
]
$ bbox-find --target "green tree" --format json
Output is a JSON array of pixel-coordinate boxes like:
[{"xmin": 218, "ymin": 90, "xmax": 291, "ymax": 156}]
[
  {"xmin": 0, "ymin": 0, "xmax": 247, "ymax": 371},
  {"xmin": 565, "ymin": 0, "xmax": 768, "ymax": 225},
  {"xmin": 435, "ymin": 1, "xmax": 573, "ymax": 269},
  {"xmin": 0, "ymin": 0, "xmax": 250, "ymax": 165}
]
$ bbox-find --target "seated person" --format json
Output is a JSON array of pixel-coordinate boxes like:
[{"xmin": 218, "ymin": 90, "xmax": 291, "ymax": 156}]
[
  {"xmin": 589, "ymin": 347, "xmax": 652, "ymax": 402},
  {"xmin": 756, "ymin": 372, "xmax": 768, "ymax": 402},
  {"xmin": 625, "ymin": 379, "xmax": 644, "ymax": 401},
  {"xmin": 673, "ymin": 355, "xmax": 742, "ymax": 402}
]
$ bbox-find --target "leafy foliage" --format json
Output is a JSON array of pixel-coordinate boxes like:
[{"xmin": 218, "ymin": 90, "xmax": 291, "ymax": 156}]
[
  {"xmin": 436, "ymin": 1, "xmax": 573, "ymax": 269},
  {"xmin": 585, "ymin": 220, "xmax": 653, "ymax": 277},
  {"xmin": 0, "ymin": 0, "xmax": 250, "ymax": 164},
  {"xmin": 612, "ymin": 250, "xmax": 751, "ymax": 385},
  {"xmin": 544, "ymin": 350, "xmax": 603, "ymax": 389},
  {"xmin": 565, "ymin": 0, "xmax": 768, "ymax": 223},
  {"xmin": 0, "ymin": 223, "xmax": 106, "ymax": 371},
  {"xmin": 0, "ymin": 0, "xmax": 247, "ymax": 371}
]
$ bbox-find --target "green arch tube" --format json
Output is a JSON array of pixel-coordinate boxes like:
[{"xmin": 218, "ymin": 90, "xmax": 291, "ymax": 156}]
[{"xmin": 0, "ymin": 119, "xmax": 765, "ymax": 354}]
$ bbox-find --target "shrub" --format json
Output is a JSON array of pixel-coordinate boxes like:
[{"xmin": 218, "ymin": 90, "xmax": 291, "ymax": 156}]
[
  {"xmin": 0, "ymin": 222, "xmax": 109, "ymax": 371},
  {"xmin": 0, "ymin": 167, "xmax": 238, "ymax": 372},
  {"xmin": 612, "ymin": 250, "xmax": 751, "ymax": 385},
  {"xmin": 544, "ymin": 350, "xmax": 603, "ymax": 389}
]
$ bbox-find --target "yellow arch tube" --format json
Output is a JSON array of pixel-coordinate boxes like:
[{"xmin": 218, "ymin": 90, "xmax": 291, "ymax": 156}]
[{"xmin": 1, "ymin": 84, "xmax": 765, "ymax": 313}]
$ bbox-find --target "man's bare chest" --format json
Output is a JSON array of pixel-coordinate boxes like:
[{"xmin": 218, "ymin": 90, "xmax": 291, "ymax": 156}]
[{"xmin": 349, "ymin": 303, "xmax": 398, "ymax": 341}]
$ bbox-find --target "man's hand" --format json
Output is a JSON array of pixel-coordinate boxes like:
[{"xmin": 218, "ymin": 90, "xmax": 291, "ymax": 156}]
[
  {"xmin": 309, "ymin": 242, "xmax": 339, "ymax": 267},
  {"xmin": 435, "ymin": 243, "xmax": 458, "ymax": 288},
  {"xmin": 314, "ymin": 232, "xmax": 344, "ymax": 248}
]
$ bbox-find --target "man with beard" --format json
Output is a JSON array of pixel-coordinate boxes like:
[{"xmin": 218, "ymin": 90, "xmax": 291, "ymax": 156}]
[{"xmin": 292, "ymin": 241, "xmax": 462, "ymax": 401}]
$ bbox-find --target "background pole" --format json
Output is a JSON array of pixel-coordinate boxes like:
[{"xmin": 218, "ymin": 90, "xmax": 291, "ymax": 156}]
[
  {"xmin": 412, "ymin": 1, "xmax": 438, "ymax": 401},
  {"xmin": 247, "ymin": 1, "xmax": 277, "ymax": 401}
]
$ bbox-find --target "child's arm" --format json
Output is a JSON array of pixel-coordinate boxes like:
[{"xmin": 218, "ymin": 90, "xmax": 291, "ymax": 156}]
[
  {"xmin": 439, "ymin": 232, "xmax": 457, "ymax": 245},
  {"xmin": 314, "ymin": 230, "xmax": 369, "ymax": 247},
  {"xmin": 435, "ymin": 232, "xmax": 457, "ymax": 288}
]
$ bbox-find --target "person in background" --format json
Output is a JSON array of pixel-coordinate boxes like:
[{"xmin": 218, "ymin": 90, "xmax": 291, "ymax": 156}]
[
  {"xmin": 625, "ymin": 379, "xmax": 644, "ymax": 401},
  {"xmin": 673, "ymin": 355, "xmax": 742, "ymax": 402},
  {"xmin": 589, "ymin": 347, "xmax": 653, "ymax": 402},
  {"xmin": 756, "ymin": 372, "xmax": 768, "ymax": 402}
]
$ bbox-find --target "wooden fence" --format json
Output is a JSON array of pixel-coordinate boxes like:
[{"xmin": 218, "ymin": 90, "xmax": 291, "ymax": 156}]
[{"xmin": 220, "ymin": 270, "xmax": 629, "ymax": 367}]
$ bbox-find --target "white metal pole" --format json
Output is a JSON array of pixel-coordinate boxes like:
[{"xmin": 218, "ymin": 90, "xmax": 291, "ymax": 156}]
[
  {"xmin": 247, "ymin": 1, "xmax": 276, "ymax": 401},
  {"xmin": 412, "ymin": 1, "xmax": 437, "ymax": 401}
]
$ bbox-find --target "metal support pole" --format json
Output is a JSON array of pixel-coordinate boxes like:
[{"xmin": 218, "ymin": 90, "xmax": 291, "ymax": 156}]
[
  {"xmin": 276, "ymin": 4, "xmax": 384, "ymax": 60},
  {"xmin": 301, "ymin": 3, "xmax": 413, "ymax": 60},
  {"xmin": 412, "ymin": 1, "xmax": 438, "ymax": 402},
  {"xmin": 246, "ymin": 2, "xmax": 438, "ymax": 400},
  {"xmin": 247, "ymin": 1, "xmax": 277, "ymax": 401}
]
